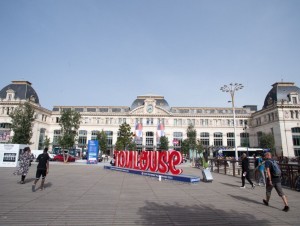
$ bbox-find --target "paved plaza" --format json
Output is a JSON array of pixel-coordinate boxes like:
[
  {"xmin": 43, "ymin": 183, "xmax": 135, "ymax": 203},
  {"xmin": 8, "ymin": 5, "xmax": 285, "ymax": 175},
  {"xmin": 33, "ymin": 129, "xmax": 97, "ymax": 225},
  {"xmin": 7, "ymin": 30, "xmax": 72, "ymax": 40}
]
[{"xmin": 0, "ymin": 161, "xmax": 299, "ymax": 226}]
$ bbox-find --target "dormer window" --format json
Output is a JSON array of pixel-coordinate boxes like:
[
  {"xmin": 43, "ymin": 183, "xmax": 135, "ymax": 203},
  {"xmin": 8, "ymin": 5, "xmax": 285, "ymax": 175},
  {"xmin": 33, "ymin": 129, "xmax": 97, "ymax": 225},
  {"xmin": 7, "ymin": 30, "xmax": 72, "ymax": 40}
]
[
  {"xmin": 292, "ymin": 97, "xmax": 298, "ymax": 104},
  {"xmin": 6, "ymin": 89, "xmax": 15, "ymax": 100},
  {"xmin": 288, "ymin": 92, "xmax": 298, "ymax": 104},
  {"xmin": 30, "ymin": 95, "xmax": 36, "ymax": 102}
]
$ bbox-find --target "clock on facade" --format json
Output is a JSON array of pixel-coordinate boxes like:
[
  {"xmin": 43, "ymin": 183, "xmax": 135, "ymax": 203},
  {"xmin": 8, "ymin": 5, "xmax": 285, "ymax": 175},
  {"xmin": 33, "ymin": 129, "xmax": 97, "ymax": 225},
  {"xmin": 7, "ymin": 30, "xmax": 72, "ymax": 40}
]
[{"xmin": 147, "ymin": 104, "xmax": 153, "ymax": 113}]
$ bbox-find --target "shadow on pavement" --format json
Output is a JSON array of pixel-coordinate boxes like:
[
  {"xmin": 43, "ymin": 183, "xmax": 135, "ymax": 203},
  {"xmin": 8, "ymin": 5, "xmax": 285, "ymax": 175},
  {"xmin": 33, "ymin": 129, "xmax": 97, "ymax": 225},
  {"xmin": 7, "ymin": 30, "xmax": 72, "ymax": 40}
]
[{"xmin": 137, "ymin": 201, "xmax": 271, "ymax": 225}]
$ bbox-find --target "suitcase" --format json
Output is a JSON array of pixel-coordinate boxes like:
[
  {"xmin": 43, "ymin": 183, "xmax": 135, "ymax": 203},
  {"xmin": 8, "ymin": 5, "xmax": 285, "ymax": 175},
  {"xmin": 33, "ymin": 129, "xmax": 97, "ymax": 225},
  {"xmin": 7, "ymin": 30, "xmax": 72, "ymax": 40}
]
[{"xmin": 202, "ymin": 169, "xmax": 213, "ymax": 182}]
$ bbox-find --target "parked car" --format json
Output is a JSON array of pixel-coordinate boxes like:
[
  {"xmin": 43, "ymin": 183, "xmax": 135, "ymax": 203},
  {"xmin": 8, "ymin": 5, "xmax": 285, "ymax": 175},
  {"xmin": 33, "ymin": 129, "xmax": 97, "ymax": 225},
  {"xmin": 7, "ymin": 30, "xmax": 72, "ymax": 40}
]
[
  {"xmin": 53, "ymin": 154, "xmax": 76, "ymax": 162},
  {"xmin": 48, "ymin": 153, "xmax": 56, "ymax": 161}
]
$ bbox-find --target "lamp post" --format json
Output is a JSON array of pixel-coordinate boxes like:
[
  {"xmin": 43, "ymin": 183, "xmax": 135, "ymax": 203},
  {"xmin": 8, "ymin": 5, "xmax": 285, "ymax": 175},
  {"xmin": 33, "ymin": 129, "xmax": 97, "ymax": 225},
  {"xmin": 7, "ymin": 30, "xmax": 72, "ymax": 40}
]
[{"xmin": 220, "ymin": 83, "xmax": 244, "ymax": 161}]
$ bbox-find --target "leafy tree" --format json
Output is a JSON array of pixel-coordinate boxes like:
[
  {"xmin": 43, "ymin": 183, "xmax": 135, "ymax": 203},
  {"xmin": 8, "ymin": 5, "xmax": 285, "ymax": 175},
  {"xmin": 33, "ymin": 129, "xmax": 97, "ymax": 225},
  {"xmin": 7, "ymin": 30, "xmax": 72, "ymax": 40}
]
[
  {"xmin": 127, "ymin": 141, "xmax": 137, "ymax": 151},
  {"xmin": 58, "ymin": 109, "xmax": 81, "ymax": 162},
  {"xmin": 259, "ymin": 132, "xmax": 275, "ymax": 154},
  {"xmin": 186, "ymin": 125, "xmax": 197, "ymax": 165},
  {"xmin": 43, "ymin": 135, "xmax": 51, "ymax": 149},
  {"xmin": 115, "ymin": 123, "xmax": 134, "ymax": 150},
  {"xmin": 97, "ymin": 130, "xmax": 107, "ymax": 155},
  {"xmin": 9, "ymin": 102, "xmax": 35, "ymax": 144},
  {"xmin": 187, "ymin": 125, "xmax": 197, "ymax": 150},
  {"xmin": 159, "ymin": 136, "xmax": 169, "ymax": 151},
  {"xmin": 181, "ymin": 139, "xmax": 189, "ymax": 155}
]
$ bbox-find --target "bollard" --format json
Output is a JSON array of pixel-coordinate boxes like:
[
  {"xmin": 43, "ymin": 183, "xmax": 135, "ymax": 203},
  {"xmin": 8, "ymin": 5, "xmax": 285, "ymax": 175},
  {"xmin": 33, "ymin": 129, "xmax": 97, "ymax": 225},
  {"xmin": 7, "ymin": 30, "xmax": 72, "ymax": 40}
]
[{"xmin": 158, "ymin": 175, "xmax": 161, "ymax": 181}]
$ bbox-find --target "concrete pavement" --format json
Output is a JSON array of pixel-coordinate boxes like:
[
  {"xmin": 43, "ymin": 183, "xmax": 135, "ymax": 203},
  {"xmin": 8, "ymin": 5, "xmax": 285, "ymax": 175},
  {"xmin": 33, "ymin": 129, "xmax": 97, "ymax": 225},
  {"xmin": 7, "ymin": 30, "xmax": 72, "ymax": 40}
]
[{"xmin": 0, "ymin": 161, "xmax": 299, "ymax": 225}]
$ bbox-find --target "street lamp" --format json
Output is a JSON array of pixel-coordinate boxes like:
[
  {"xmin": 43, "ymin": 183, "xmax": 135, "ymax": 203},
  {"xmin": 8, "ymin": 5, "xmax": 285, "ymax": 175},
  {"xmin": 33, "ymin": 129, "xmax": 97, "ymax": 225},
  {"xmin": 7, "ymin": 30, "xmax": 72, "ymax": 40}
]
[{"xmin": 220, "ymin": 83, "xmax": 244, "ymax": 161}]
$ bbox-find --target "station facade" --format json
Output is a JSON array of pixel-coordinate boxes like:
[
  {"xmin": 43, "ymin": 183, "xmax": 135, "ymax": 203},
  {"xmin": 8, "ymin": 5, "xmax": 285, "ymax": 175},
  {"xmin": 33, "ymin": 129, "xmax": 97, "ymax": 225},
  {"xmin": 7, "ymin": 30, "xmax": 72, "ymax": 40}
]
[{"xmin": 0, "ymin": 80, "xmax": 299, "ymax": 157}]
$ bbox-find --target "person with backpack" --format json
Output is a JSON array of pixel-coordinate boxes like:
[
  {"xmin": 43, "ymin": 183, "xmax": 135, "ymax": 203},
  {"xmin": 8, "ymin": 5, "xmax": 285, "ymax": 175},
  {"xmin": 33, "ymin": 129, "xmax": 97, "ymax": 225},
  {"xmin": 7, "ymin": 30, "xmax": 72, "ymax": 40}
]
[{"xmin": 263, "ymin": 152, "xmax": 289, "ymax": 212}]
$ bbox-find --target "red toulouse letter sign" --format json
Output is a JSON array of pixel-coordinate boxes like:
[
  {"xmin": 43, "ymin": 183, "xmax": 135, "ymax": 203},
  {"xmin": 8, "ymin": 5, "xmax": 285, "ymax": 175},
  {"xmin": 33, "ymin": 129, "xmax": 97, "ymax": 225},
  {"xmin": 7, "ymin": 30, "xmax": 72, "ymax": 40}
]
[{"xmin": 114, "ymin": 150, "xmax": 183, "ymax": 175}]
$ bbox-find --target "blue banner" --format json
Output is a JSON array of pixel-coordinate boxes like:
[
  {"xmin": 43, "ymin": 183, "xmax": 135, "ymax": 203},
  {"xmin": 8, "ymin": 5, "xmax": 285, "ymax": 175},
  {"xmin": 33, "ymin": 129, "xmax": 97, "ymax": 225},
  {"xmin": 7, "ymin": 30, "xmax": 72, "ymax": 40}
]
[
  {"xmin": 104, "ymin": 166, "xmax": 200, "ymax": 183},
  {"xmin": 87, "ymin": 140, "xmax": 98, "ymax": 164}
]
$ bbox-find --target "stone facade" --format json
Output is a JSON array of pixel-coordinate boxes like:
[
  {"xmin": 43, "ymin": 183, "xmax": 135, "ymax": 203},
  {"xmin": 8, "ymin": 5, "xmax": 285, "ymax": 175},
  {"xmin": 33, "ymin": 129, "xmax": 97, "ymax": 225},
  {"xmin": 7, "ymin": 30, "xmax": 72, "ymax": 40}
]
[{"xmin": 0, "ymin": 81, "xmax": 299, "ymax": 157}]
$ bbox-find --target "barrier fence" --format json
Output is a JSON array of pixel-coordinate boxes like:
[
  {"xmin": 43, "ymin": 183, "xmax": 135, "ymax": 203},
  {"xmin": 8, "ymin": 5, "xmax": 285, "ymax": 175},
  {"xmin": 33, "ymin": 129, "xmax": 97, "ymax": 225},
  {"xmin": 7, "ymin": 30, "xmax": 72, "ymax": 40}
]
[{"xmin": 207, "ymin": 158, "xmax": 300, "ymax": 190}]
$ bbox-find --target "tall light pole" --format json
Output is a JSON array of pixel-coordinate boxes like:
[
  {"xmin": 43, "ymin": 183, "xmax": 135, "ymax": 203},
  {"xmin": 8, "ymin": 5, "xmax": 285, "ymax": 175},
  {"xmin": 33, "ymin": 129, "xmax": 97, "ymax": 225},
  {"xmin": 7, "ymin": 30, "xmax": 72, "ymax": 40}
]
[{"xmin": 220, "ymin": 83, "xmax": 244, "ymax": 161}]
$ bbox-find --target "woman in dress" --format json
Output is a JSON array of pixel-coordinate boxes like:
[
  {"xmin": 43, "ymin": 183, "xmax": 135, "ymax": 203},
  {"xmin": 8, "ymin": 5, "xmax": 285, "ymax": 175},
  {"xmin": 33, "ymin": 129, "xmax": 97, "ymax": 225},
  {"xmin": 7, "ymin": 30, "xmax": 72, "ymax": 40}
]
[{"xmin": 14, "ymin": 147, "xmax": 34, "ymax": 184}]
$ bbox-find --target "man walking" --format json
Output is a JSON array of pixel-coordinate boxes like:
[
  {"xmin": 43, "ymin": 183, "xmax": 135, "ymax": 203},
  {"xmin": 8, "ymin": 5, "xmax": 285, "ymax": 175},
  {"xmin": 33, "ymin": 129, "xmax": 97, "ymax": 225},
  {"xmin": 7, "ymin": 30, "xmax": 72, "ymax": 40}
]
[
  {"xmin": 240, "ymin": 153, "xmax": 255, "ymax": 189},
  {"xmin": 32, "ymin": 148, "xmax": 50, "ymax": 192},
  {"xmin": 263, "ymin": 152, "xmax": 289, "ymax": 212}
]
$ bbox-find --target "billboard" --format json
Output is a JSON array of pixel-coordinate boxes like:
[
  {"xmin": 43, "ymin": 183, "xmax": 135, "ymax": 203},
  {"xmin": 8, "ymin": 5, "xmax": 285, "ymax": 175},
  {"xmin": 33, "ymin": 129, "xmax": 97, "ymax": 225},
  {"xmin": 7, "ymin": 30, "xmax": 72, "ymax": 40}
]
[
  {"xmin": 87, "ymin": 140, "xmax": 98, "ymax": 164},
  {"xmin": 0, "ymin": 144, "xmax": 28, "ymax": 167}
]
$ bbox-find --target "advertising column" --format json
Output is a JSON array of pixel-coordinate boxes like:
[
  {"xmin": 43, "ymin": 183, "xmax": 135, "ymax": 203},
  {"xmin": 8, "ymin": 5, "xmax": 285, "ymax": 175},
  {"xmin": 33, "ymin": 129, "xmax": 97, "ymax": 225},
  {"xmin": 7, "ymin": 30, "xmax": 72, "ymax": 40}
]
[{"xmin": 87, "ymin": 140, "xmax": 98, "ymax": 164}]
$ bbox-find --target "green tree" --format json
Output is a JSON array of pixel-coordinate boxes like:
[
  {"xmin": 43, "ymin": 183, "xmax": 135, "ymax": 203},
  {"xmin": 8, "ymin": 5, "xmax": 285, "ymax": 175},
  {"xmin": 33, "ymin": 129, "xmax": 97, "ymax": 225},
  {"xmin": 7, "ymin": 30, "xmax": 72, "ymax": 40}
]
[
  {"xmin": 259, "ymin": 132, "xmax": 275, "ymax": 154},
  {"xmin": 9, "ymin": 102, "xmax": 35, "ymax": 144},
  {"xmin": 58, "ymin": 109, "xmax": 81, "ymax": 162},
  {"xmin": 43, "ymin": 135, "xmax": 51, "ymax": 149},
  {"xmin": 115, "ymin": 123, "xmax": 134, "ymax": 150},
  {"xmin": 159, "ymin": 136, "xmax": 169, "ymax": 151},
  {"xmin": 127, "ymin": 141, "xmax": 137, "ymax": 151},
  {"xmin": 97, "ymin": 130, "xmax": 107, "ymax": 155},
  {"xmin": 181, "ymin": 139, "xmax": 190, "ymax": 155},
  {"xmin": 186, "ymin": 124, "xmax": 197, "ymax": 165}
]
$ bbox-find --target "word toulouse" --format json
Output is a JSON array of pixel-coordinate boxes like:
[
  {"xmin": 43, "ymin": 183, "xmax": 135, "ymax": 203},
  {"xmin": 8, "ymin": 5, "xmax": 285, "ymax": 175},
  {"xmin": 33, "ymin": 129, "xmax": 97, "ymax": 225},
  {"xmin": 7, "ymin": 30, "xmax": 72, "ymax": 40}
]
[{"xmin": 114, "ymin": 150, "xmax": 183, "ymax": 175}]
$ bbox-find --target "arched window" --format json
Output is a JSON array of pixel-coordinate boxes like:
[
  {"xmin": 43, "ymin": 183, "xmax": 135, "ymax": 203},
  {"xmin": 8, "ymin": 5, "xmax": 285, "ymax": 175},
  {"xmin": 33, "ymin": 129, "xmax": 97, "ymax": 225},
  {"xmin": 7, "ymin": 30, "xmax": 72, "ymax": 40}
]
[
  {"xmin": 227, "ymin": 132, "xmax": 235, "ymax": 147},
  {"xmin": 200, "ymin": 132, "xmax": 210, "ymax": 146},
  {"xmin": 292, "ymin": 127, "xmax": 300, "ymax": 156},
  {"xmin": 214, "ymin": 132, "xmax": 223, "ymax": 146},
  {"xmin": 146, "ymin": 131, "xmax": 154, "ymax": 151},
  {"xmin": 91, "ymin": 130, "xmax": 99, "ymax": 140},
  {"xmin": 78, "ymin": 130, "xmax": 87, "ymax": 147}
]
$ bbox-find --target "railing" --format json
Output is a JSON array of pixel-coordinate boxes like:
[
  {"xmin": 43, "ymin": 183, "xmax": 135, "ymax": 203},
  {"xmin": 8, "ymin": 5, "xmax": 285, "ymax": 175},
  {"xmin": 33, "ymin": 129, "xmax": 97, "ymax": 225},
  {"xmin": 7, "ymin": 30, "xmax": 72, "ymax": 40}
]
[{"xmin": 207, "ymin": 158, "xmax": 300, "ymax": 190}]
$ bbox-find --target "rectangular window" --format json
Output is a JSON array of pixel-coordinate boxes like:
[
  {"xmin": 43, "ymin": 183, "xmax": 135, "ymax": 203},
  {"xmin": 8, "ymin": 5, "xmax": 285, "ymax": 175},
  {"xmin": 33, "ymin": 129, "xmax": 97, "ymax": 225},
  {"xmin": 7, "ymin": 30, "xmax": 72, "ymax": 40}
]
[
  {"xmin": 292, "ymin": 97, "xmax": 297, "ymax": 104},
  {"xmin": 227, "ymin": 133, "xmax": 235, "ymax": 147},
  {"xmin": 200, "ymin": 132, "xmax": 210, "ymax": 146},
  {"xmin": 292, "ymin": 135, "xmax": 300, "ymax": 146}
]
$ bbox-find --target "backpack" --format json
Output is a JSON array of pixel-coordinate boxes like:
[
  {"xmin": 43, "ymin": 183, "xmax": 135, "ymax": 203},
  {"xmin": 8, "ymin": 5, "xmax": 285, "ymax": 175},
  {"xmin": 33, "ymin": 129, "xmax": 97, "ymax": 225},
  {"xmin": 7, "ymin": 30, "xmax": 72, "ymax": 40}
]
[
  {"xmin": 295, "ymin": 176, "xmax": 300, "ymax": 192},
  {"xmin": 269, "ymin": 160, "xmax": 281, "ymax": 177}
]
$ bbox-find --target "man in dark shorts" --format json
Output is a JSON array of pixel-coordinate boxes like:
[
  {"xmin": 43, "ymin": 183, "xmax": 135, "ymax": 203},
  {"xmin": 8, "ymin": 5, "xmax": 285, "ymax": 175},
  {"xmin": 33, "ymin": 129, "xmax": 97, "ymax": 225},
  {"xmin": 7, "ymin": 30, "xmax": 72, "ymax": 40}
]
[
  {"xmin": 32, "ymin": 148, "xmax": 50, "ymax": 192},
  {"xmin": 263, "ymin": 152, "xmax": 289, "ymax": 212}
]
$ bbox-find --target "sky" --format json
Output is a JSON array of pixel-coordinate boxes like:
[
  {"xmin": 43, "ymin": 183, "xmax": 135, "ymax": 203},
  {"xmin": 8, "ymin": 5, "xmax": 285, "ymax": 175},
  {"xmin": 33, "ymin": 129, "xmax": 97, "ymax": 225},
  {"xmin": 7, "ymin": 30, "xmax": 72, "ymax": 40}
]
[{"xmin": 0, "ymin": 0, "xmax": 299, "ymax": 110}]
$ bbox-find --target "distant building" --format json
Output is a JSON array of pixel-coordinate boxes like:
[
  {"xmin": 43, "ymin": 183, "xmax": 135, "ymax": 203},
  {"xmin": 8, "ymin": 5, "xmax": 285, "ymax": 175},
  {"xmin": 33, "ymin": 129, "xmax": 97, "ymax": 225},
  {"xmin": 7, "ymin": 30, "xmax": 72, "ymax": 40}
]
[{"xmin": 0, "ymin": 80, "xmax": 299, "ymax": 157}]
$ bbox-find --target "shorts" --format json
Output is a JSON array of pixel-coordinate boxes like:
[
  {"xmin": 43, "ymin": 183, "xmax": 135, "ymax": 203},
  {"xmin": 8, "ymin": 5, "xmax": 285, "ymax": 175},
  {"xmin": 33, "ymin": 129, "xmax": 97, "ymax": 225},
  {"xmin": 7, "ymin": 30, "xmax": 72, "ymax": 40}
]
[
  {"xmin": 36, "ymin": 169, "xmax": 47, "ymax": 179},
  {"xmin": 266, "ymin": 181, "xmax": 285, "ymax": 197}
]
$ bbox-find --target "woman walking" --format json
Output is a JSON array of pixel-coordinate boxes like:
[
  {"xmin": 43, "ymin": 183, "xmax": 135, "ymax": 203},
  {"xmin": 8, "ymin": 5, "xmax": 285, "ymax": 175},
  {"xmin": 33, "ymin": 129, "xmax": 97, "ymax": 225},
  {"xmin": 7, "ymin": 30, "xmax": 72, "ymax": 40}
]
[{"xmin": 13, "ymin": 147, "xmax": 34, "ymax": 184}]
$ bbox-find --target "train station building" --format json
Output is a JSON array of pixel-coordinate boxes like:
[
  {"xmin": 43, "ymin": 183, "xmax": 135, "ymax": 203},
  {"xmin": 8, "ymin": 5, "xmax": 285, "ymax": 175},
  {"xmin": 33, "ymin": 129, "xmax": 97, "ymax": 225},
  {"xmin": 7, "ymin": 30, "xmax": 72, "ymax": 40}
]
[{"xmin": 0, "ymin": 80, "xmax": 299, "ymax": 157}]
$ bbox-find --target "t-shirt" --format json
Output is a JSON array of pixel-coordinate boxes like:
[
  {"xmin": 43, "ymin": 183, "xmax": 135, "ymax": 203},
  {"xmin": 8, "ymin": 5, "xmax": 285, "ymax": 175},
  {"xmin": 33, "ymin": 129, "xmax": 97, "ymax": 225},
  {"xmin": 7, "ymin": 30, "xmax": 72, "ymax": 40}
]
[
  {"xmin": 265, "ymin": 159, "xmax": 281, "ymax": 183},
  {"xmin": 258, "ymin": 157, "xmax": 265, "ymax": 171},
  {"xmin": 37, "ymin": 153, "xmax": 50, "ymax": 170}
]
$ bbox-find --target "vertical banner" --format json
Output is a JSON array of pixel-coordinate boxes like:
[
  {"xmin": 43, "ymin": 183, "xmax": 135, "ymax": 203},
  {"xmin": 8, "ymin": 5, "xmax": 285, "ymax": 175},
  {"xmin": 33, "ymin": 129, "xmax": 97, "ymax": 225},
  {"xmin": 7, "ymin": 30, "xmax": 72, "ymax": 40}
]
[
  {"xmin": 135, "ymin": 123, "xmax": 143, "ymax": 145},
  {"xmin": 87, "ymin": 140, "xmax": 98, "ymax": 164},
  {"xmin": 156, "ymin": 123, "xmax": 165, "ymax": 143}
]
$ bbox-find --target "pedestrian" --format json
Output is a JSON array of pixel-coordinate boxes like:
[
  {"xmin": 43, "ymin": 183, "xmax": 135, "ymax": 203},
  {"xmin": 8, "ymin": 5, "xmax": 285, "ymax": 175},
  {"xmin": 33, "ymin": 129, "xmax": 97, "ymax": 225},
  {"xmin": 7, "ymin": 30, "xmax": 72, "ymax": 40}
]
[
  {"xmin": 32, "ymin": 147, "xmax": 50, "ymax": 192},
  {"xmin": 263, "ymin": 152, "xmax": 289, "ymax": 212},
  {"xmin": 240, "ymin": 153, "xmax": 255, "ymax": 189},
  {"xmin": 13, "ymin": 147, "xmax": 34, "ymax": 184},
  {"xmin": 257, "ymin": 155, "xmax": 266, "ymax": 186}
]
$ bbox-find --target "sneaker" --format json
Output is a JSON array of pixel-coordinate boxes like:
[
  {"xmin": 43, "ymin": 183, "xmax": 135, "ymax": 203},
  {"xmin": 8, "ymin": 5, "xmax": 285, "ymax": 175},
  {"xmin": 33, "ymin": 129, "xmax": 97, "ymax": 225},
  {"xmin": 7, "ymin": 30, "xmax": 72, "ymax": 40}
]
[
  {"xmin": 240, "ymin": 186, "xmax": 246, "ymax": 188},
  {"xmin": 263, "ymin": 199, "xmax": 269, "ymax": 206},
  {"xmin": 258, "ymin": 183, "xmax": 261, "ymax": 186},
  {"xmin": 40, "ymin": 187, "xmax": 44, "ymax": 191},
  {"xmin": 20, "ymin": 181, "xmax": 25, "ymax": 184},
  {"xmin": 32, "ymin": 184, "xmax": 36, "ymax": 192},
  {"xmin": 252, "ymin": 184, "xmax": 256, "ymax": 189},
  {"xmin": 282, "ymin": 206, "xmax": 289, "ymax": 212}
]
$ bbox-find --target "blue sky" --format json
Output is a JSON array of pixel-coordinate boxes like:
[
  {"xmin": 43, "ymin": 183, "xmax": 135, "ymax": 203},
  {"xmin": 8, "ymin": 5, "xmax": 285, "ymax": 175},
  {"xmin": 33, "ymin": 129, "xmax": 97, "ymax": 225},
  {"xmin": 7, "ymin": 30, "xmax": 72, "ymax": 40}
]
[{"xmin": 0, "ymin": 0, "xmax": 299, "ymax": 110}]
